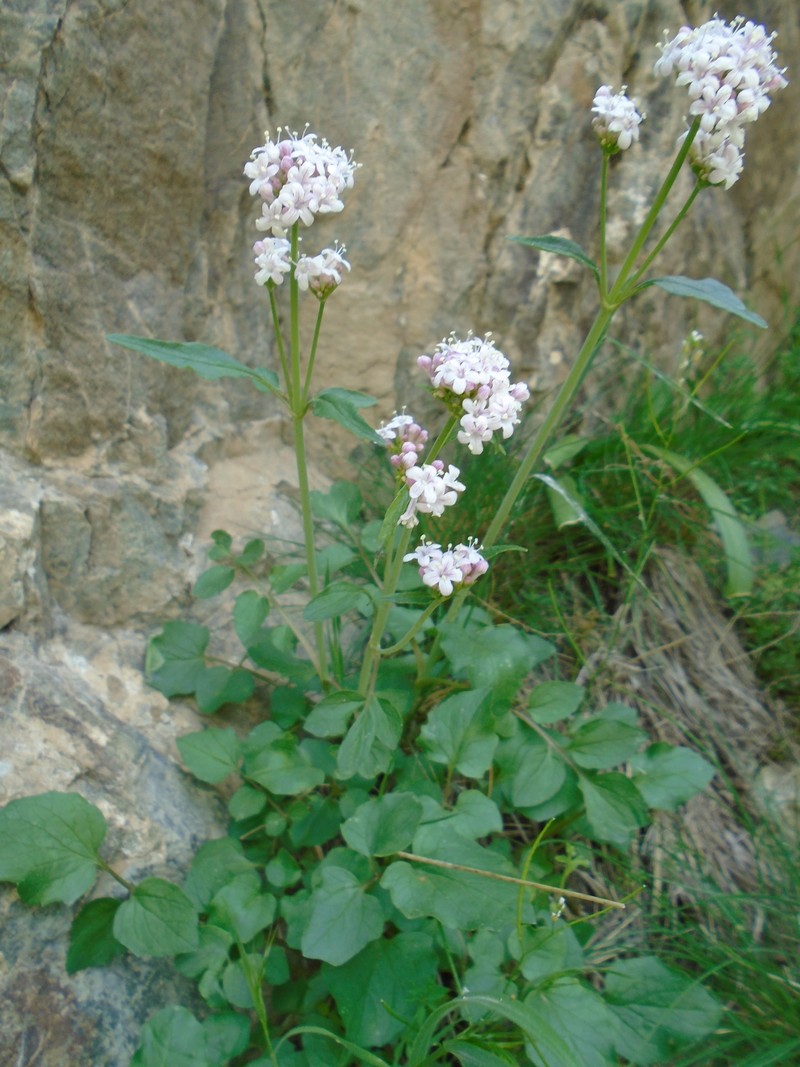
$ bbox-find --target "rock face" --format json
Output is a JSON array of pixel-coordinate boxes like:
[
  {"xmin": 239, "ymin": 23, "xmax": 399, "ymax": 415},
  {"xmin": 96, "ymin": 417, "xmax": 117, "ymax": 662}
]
[{"xmin": 0, "ymin": 0, "xmax": 798, "ymax": 1062}]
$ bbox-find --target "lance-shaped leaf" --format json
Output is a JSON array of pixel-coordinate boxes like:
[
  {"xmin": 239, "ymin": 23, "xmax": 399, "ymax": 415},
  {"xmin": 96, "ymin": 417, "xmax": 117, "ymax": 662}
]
[
  {"xmin": 108, "ymin": 334, "xmax": 284, "ymax": 395},
  {"xmin": 644, "ymin": 276, "xmax": 767, "ymax": 328},
  {"xmin": 67, "ymin": 897, "xmax": 126, "ymax": 973},
  {"xmin": 0, "ymin": 791, "xmax": 106, "ymax": 905},
  {"xmin": 310, "ymin": 388, "xmax": 384, "ymax": 443},
  {"xmin": 642, "ymin": 444, "xmax": 753, "ymax": 596},
  {"xmin": 509, "ymin": 234, "xmax": 600, "ymax": 280}
]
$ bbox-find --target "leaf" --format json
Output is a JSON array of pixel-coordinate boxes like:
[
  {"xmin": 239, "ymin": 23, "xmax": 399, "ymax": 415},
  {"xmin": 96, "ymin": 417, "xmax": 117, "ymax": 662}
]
[
  {"xmin": 420, "ymin": 689, "xmax": 498, "ymax": 779},
  {"xmin": 545, "ymin": 473, "xmax": 585, "ymax": 528},
  {"xmin": 310, "ymin": 481, "xmax": 364, "ymax": 528},
  {"xmin": 326, "ymin": 932, "xmax": 440, "ymax": 1048},
  {"xmin": 523, "ymin": 980, "xmax": 616, "ymax": 1067},
  {"xmin": 145, "ymin": 621, "xmax": 209, "ymax": 698},
  {"xmin": 578, "ymin": 773, "xmax": 648, "ymax": 847},
  {"xmin": 233, "ymin": 590, "xmax": 270, "ymax": 647},
  {"xmin": 425, "ymin": 791, "xmax": 504, "ymax": 840},
  {"xmin": 310, "ymin": 388, "xmax": 384, "ymax": 443},
  {"xmin": 192, "ymin": 565, "xmax": 235, "ymax": 599},
  {"xmin": 516, "ymin": 922, "xmax": 584, "ymax": 984},
  {"xmin": 113, "ymin": 878, "xmax": 199, "ymax": 958},
  {"xmin": 0, "ymin": 791, "xmax": 106, "ymax": 905},
  {"xmin": 544, "ymin": 434, "xmax": 589, "ymax": 470},
  {"xmin": 275, "ymin": 1026, "xmax": 392, "ymax": 1067},
  {"xmin": 381, "ymin": 835, "xmax": 519, "ymax": 931},
  {"xmin": 641, "ymin": 444, "xmax": 754, "ymax": 596},
  {"xmin": 305, "ymin": 691, "xmax": 364, "ymax": 738},
  {"xmin": 631, "ymin": 744, "xmax": 716, "ymax": 811},
  {"xmin": 509, "ymin": 234, "xmax": 600, "ymax": 279},
  {"xmin": 438, "ymin": 624, "xmax": 554, "ymax": 709},
  {"xmin": 605, "ymin": 956, "xmax": 723, "ymax": 1064},
  {"xmin": 304, "ymin": 581, "xmax": 373, "ymax": 622},
  {"xmin": 567, "ymin": 717, "xmax": 646, "ymax": 770},
  {"xmin": 228, "ymin": 784, "xmax": 267, "ymax": 821},
  {"xmin": 301, "ymin": 866, "xmax": 384, "ymax": 965},
  {"xmin": 130, "ymin": 1006, "xmax": 212, "ymax": 1067},
  {"xmin": 247, "ymin": 627, "xmax": 318, "ymax": 690},
  {"xmin": 177, "ymin": 728, "xmax": 243, "ymax": 784},
  {"xmin": 526, "ymin": 681, "xmax": 584, "ymax": 724},
  {"xmin": 201, "ymin": 1013, "xmax": 251, "ymax": 1064},
  {"xmin": 108, "ymin": 334, "xmax": 283, "ymax": 395},
  {"xmin": 245, "ymin": 735, "xmax": 325, "ymax": 796},
  {"xmin": 646, "ymin": 276, "xmax": 767, "ymax": 328},
  {"xmin": 337, "ymin": 695, "xmax": 402, "ymax": 780},
  {"xmin": 66, "ymin": 897, "xmax": 125, "ymax": 972},
  {"xmin": 194, "ymin": 666, "xmax": 255, "ymax": 714},
  {"xmin": 207, "ymin": 871, "xmax": 277, "ymax": 943},
  {"xmin": 444, "ymin": 1040, "xmax": 518, "ymax": 1067},
  {"xmin": 510, "ymin": 738, "xmax": 567, "ymax": 807},
  {"xmin": 342, "ymin": 793, "xmax": 424, "ymax": 857},
  {"xmin": 184, "ymin": 838, "xmax": 256, "ymax": 910}
]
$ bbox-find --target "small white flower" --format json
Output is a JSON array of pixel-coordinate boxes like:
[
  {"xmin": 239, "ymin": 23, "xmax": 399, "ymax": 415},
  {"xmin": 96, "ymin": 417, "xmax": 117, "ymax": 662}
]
[
  {"xmin": 295, "ymin": 244, "xmax": 350, "ymax": 298},
  {"xmin": 591, "ymin": 85, "xmax": 645, "ymax": 151},
  {"xmin": 253, "ymin": 237, "xmax": 292, "ymax": 287},
  {"xmin": 404, "ymin": 536, "xmax": 488, "ymax": 596}
]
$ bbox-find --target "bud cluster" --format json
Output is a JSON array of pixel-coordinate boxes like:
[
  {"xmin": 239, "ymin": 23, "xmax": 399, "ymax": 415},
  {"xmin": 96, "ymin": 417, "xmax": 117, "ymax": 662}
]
[
  {"xmin": 591, "ymin": 85, "xmax": 645, "ymax": 152},
  {"xmin": 377, "ymin": 411, "xmax": 430, "ymax": 472},
  {"xmin": 655, "ymin": 16, "xmax": 788, "ymax": 188},
  {"xmin": 418, "ymin": 334, "xmax": 530, "ymax": 456}
]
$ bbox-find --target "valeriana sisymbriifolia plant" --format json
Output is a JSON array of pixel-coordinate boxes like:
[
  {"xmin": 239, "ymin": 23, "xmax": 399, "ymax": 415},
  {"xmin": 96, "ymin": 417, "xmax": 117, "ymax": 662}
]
[{"xmin": 0, "ymin": 16, "xmax": 789, "ymax": 1067}]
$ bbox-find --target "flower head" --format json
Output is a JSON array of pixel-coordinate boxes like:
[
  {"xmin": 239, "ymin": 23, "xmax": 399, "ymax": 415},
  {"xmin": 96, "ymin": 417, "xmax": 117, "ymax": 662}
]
[
  {"xmin": 655, "ymin": 16, "xmax": 787, "ymax": 188},
  {"xmin": 245, "ymin": 127, "xmax": 359, "ymax": 236},
  {"xmin": 296, "ymin": 243, "xmax": 351, "ymax": 299},
  {"xmin": 403, "ymin": 537, "xmax": 488, "ymax": 597},
  {"xmin": 399, "ymin": 462, "xmax": 465, "ymax": 528},
  {"xmin": 591, "ymin": 85, "xmax": 645, "ymax": 152},
  {"xmin": 377, "ymin": 410, "xmax": 430, "ymax": 471},
  {"xmin": 253, "ymin": 237, "xmax": 292, "ymax": 287}
]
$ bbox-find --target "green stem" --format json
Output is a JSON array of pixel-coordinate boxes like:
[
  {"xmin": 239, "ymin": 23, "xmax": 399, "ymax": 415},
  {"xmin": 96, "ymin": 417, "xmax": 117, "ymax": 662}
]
[
  {"xmin": 357, "ymin": 524, "xmax": 412, "ymax": 695},
  {"xmin": 378, "ymin": 598, "xmax": 441, "ymax": 655},
  {"xmin": 607, "ymin": 116, "xmax": 701, "ymax": 304},
  {"xmin": 599, "ymin": 152, "xmax": 610, "ymax": 298},
  {"xmin": 621, "ymin": 181, "xmax": 703, "ymax": 297},
  {"xmin": 302, "ymin": 299, "xmax": 326, "ymax": 404},
  {"xmin": 288, "ymin": 222, "xmax": 330, "ymax": 685},
  {"xmin": 268, "ymin": 286, "xmax": 292, "ymax": 399},
  {"xmin": 98, "ymin": 860, "xmax": 137, "ymax": 895}
]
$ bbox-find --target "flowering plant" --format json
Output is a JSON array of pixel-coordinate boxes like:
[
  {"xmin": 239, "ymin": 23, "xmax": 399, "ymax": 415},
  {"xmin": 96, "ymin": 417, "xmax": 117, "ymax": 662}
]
[{"xmin": 0, "ymin": 15, "xmax": 787, "ymax": 1067}]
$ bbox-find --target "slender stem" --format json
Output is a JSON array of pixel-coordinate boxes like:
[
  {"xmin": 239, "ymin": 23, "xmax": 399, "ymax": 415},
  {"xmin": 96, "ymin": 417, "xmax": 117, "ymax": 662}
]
[
  {"xmin": 268, "ymin": 287, "xmax": 292, "ymax": 397},
  {"xmin": 599, "ymin": 152, "xmax": 610, "ymax": 298},
  {"xmin": 287, "ymin": 222, "xmax": 330, "ymax": 685},
  {"xmin": 395, "ymin": 851, "xmax": 624, "ymax": 909},
  {"xmin": 621, "ymin": 181, "xmax": 703, "ymax": 297},
  {"xmin": 378, "ymin": 598, "xmax": 440, "ymax": 655},
  {"xmin": 98, "ymin": 860, "xmax": 136, "ymax": 895},
  {"xmin": 607, "ymin": 116, "xmax": 701, "ymax": 304},
  {"xmin": 302, "ymin": 299, "xmax": 326, "ymax": 404}
]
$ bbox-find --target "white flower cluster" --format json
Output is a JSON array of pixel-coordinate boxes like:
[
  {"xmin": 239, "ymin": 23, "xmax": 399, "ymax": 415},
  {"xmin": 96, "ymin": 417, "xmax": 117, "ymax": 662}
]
[
  {"xmin": 398, "ymin": 462, "xmax": 465, "ymax": 529},
  {"xmin": 403, "ymin": 537, "xmax": 488, "ymax": 597},
  {"xmin": 655, "ymin": 16, "xmax": 788, "ymax": 189},
  {"xmin": 418, "ymin": 334, "xmax": 530, "ymax": 456},
  {"xmin": 377, "ymin": 411, "xmax": 430, "ymax": 471},
  {"xmin": 591, "ymin": 85, "xmax": 645, "ymax": 152},
  {"xmin": 245, "ymin": 128, "xmax": 358, "ymax": 235},
  {"xmin": 296, "ymin": 243, "xmax": 351, "ymax": 299}
]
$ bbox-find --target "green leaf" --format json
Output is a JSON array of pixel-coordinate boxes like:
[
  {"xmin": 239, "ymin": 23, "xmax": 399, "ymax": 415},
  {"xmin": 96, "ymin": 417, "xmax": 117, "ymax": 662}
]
[
  {"xmin": 0, "ymin": 791, "xmax": 106, "ymax": 905},
  {"xmin": 516, "ymin": 922, "xmax": 584, "ymax": 984},
  {"xmin": 381, "ymin": 836, "xmax": 519, "ymax": 931},
  {"xmin": 544, "ymin": 434, "xmax": 589, "ymax": 470},
  {"xmin": 641, "ymin": 444, "xmax": 754, "ymax": 596},
  {"xmin": 202, "ymin": 1013, "xmax": 251, "ymax": 1064},
  {"xmin": 301, "ymin": 866, "xmax": 384, "ymax": 965},
  {"xmin": 646, "ymin": 276, "xmax": 767, "ymax": 328},
  {"xmin": 420, "ymin": 689, "xmax": 498, "ymax": 779},
  {"xmin": 247, "ymin": 627, "xmax": 318, "ymax": 690},
  {"xmin": 228, "ymin": 784, "xmax": 266, "ymax": 821},
  {"xmin": 145, "ymin": 621, "xmax": 209, "ymax": 698},
  {"xmin": 605, "ymin": 956, "xmax": 723, "ymax": 1064},
  {"xmin": 444, "ymin": 1041, "xmax": 518, "ymax": 1067},
  {"xmin": 439, "ymin": 624, "xmax": 554, "ymax": 709},
  {"xmin": 578, "ymin": 773, "xmax": 648, "ymax": 847},
  {"xmin": 174, "ymin": 924, "xmax": 233, "ymax": 983},
  {"xmin": 310, "ymin": 481, "xmax": 364, "ymax": 527},
  {"xmin": 326, "ymin": 932, "xmax": 440, "ymax": 1048},
  {"xmin": 193, "ymin": 565, "xmax": 235, "ymax": 599},
  {"xmin": 113, "ymin": 878, "xmax": 199, "ymax": 958},
  {"xmin": 177, "ymin": 728, "xmax": 242, "ymax": 784},
  {"xmin": 275, "ymin": 1026, "xmax": 391, "ymax": 1067},
  {"xmin": 233, "ymin": 590, "xmax": 270, "ymax": 647},
  {"xmin": 423, "ymin": 791, "xmax": 503, "ymax": 840},
  {"xmin": 108, "ymin": 334, "xmax": 284, "ymax": 395},
  {"xmin": 130, "ymin": 1006, "xmax": 212, "ymax": 1067},
  {"xmin": 246, "ymin": 735, "xmax": 325, "ymax": 796},
  {"xmin": 510, "ymin": 738, "xmax": 567, "ymax": 807},
  {"xmin": 66, "ymin": 897, "xmax": 125, "ymax": 972},
  {"xmin": 342, "ymin": 793, "xmax": 424, "ymax": 857},
  {"xmin": 265, "ymin": 849, "xmax": 302, "ymax": 890},
  {"xmin": 527, "ymin": 681, "xmax": 584, "ymax": 724},
  {"xmin": 523, "ymin": 980, "xmax": 616, "ymax": 1067},
  {"xmin": 631, "ymin": 744, "xmax": 716, "ymax": 811},
  {"xmin": 337, "ymin": 695, "xmax": 402, "ymax": 780},
  {"xmin": 184, "ymin": 838, "xmax": 256, "ymax": 910},
  {"xmin": 237, "ymin": 537, "xmax": 266, "ymax": 566},
  {"xmin": 545, "ymin": 473, "xmax": 585, "ymax": 527},
  {"xmin": 304, "ymin": 581, "xmax": 373, "ymax": 622},
  {"xmin": 305, "ymin": 691, "xmax": 364, "ymax": 738},
  {"xmin": 208, "ymin": 871, "xmax": 277, "ymax": 943},
  {"xmin": 567, "ymin": 717, "xmax": 646, "ymax": 770},
  {"xmin": 310, "ymin": 388, "xmax": 384, "ymax": 443},
  {"xmin": 195, "ymin": 666, "xmax": 255, "ymax": 714},
  {"xmin": 509, "ymin": 234, "xmax": 600, "ymax": 280}
]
